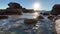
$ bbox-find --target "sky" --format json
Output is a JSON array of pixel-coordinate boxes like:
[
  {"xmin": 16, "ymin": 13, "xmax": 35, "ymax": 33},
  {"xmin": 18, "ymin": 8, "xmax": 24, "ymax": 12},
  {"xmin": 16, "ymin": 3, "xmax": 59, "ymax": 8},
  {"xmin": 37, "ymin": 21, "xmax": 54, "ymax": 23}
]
[{"xmin": 0, "ymin": 0, "xmax": 60, "ymax": 10}]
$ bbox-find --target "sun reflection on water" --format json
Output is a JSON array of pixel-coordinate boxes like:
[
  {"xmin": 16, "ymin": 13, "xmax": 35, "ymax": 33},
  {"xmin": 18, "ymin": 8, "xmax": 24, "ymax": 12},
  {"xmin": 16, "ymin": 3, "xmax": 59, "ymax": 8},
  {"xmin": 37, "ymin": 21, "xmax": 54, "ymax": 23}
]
[{"xmin": 32, "ymin": 12, "xmax": 39, "ymax": 19}]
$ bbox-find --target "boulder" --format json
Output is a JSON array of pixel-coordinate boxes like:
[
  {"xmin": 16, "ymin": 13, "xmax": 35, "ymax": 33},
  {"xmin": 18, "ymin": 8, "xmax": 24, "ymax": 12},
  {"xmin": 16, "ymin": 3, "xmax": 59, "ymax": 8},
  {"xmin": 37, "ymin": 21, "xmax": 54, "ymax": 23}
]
[
  {"xmin": 0, "ymin": 2, "xmax": 35, "ymax": 15},
  {"xmin": 51, "ymin": 4, "xmax": 60, "ymax": 15},
  {"xmin": 37, "ymin": 16, "xmax": 44, "ymax": 19},
  {"xmin": 48, "ymin": 16, "xmax": 54, "ymax": 20},
  {"xmin": 8, "ymin": 2, "xmax": 22, "ymax": 9},
  {"xmin": 24, "ymin": 19, "xmax": 37, "ymax": 24}
]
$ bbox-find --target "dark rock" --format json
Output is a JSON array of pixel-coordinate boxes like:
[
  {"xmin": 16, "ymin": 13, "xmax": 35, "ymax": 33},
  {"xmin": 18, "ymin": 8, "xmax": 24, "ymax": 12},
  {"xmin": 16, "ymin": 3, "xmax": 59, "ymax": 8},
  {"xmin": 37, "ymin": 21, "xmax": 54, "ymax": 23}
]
[
  {"xmin": 43, "ymin": 13, "xmax": 49, "ymax": 15},
  {"xmin": 5, "ymin": 9, "xmax": 22, "ymax": 15},
  {"xmin": 37, "ymin": 16, "xmax": 44, "ymax": 19},
  {"xmin": 0, "ymin": 2, "xmax": 23, "ymax": 15},
  {"xmin": 0, "ymin": 9, "xmax": 22, "ymax": 15},
  {"xmin": 0, "ymin": 2, "xmax": 35, "ymax": 15},
  {"xmin": 48, "ymin": 16, "xmax": 54, "ymax": 20},
  {"xmin": 8, "ymin": 2, "xmax": 22, "ymax": 9},
  {"xmin": 23, "ymin": 9, "xmax": 35, "ymax": 13},
  {"xmin": 0, "ymin": 15, "xmax": 8, "ymax": 19},
  {"xmin": 0, "ymin": 10, "xmax": 6, "ymax": 15},
  {"xmin": 52, "ymin": 31, "xmax": 57, "ymax": 34},
  {"xmin": 24, "ymin": 19, "xmax": 37, "ymax": 24},
  {"xmin": 27, "ymin": 9, "xmax": 35, "ymax": 13},
  {"xmin": 51, "ymin": 4, "xmax": 60, "ymax": 15}
]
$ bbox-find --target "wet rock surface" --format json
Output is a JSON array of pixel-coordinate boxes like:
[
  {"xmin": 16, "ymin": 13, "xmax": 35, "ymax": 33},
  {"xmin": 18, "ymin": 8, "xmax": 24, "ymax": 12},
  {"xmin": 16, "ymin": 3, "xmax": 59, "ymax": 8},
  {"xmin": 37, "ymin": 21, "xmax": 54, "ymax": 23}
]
[
  {"xmin": 0, "ymin": 15, "xmax": 8, "ymax": 19},
  {"xmin": 0, "ymin": 15, "xmax": 57, "ymax": 34},
  {"xmin": 24, "ymin": 19, "xmax": 37, "ymax": 24}
]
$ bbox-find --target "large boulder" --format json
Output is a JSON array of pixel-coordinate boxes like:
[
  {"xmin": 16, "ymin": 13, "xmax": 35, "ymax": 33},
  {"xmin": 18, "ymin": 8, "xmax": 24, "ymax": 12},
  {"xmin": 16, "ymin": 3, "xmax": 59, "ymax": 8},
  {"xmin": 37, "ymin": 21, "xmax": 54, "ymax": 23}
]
[
  {"xmin": 8, "ymin": 2, "xmax": 22, "ymax": 9},
  {"xmin": 0, "ymin": 2, "xmax": 35, "ymax": 15},
  {"xmin": 51, "ymin": 4, "xmax": 60, "ymax": 15},
  {"xmin": 55, "ymin": 19, "xmax": 60, "ymax": 34},
  {"xmin": 0, "ymin": 2, "xmax": 23, "ymax": 15},
  {"xmin": 6, "ymin": 2, "xmax": 23, "ymax": 15}
]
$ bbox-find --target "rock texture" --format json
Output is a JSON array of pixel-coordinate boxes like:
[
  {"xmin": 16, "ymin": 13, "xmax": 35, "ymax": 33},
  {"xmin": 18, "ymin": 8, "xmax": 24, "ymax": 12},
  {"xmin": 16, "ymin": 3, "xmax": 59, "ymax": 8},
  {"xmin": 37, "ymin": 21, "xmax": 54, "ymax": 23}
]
[
  {"xmin": 0, "ymin": 2, "xmax": 34, "ymax": 15},
  {"xmin": 0, "ymin": 15, "xmax": 8, "ymax": 19},
  {"xmin": 24, "ymin": 19, "xmax": 37, "ymax": 24},
  {"xmin": 51, "ymin": 4, "xmax": 60, "ymax": 15},
  {"xmin": 8, "ymin": 2, "xmax": 22, "ymax": 9}
]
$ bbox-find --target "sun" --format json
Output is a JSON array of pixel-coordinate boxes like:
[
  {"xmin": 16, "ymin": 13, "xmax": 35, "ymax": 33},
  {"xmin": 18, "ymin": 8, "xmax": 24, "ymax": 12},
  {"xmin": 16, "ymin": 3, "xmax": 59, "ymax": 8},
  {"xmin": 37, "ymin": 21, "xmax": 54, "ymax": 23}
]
[{"xmin": 33, "ymin": 2, "xmax": 41, "ymax": 10}]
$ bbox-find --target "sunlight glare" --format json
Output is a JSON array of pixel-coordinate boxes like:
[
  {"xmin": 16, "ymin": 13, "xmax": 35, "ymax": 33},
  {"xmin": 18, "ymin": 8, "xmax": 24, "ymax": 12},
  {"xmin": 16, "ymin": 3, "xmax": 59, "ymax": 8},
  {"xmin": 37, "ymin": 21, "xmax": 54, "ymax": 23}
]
[{"xmin": 33, "ymin": 2, "xmax": 41, "ymax": 10}]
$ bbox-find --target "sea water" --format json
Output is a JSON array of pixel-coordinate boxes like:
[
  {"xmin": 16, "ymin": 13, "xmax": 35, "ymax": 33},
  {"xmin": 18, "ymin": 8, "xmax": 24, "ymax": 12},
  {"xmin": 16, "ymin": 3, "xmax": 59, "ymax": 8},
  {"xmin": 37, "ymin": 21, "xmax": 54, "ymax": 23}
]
[{"xmin": 0, "ymin": 13, "xmax": 56, "ymax": 34}]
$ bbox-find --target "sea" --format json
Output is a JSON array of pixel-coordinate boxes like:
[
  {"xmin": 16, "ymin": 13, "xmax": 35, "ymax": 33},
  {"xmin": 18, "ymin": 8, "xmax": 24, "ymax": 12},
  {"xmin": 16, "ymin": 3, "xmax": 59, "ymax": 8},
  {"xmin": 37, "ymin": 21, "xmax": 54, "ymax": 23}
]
[{"xmin": 0, "ymin": 12, "xmax": 58, "ymax": 34}]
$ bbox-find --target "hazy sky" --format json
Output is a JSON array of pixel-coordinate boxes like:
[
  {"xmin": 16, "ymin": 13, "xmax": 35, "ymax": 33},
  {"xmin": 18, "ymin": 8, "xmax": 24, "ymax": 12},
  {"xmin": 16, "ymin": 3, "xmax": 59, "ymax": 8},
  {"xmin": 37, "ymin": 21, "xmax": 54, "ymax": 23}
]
[{"xmin": 0, "ymin": 0, "xmax": 60, "ymax": 10}]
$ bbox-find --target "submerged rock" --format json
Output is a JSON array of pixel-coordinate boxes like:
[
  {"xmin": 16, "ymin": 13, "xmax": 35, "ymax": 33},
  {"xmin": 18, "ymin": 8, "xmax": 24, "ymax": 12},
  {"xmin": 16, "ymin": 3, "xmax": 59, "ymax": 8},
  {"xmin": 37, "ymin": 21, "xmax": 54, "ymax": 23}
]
[
  {"xmin": 24, "ymin": 19, "xmax": 37, "ymax": 24},
  {"xmin": 48, "ymin": 16, "xmax": 54, "ymax": 20},
  {"xmin": 37, "ymin": 16, "xmax": 44, "ymax": 19}
]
